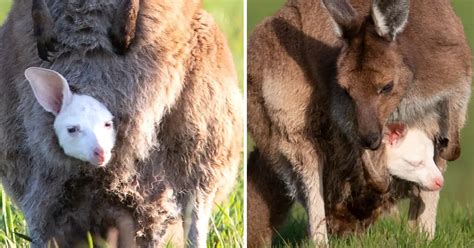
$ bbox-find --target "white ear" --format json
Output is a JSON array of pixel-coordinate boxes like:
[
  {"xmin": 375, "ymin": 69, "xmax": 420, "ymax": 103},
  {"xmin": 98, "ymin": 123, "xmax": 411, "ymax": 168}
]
[{"xmin": 24, "ymin": 67, "xmax": 72, "ymax": 115}]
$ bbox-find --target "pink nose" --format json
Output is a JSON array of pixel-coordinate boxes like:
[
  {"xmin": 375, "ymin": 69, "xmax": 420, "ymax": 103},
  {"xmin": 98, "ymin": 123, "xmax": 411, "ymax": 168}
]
[
  {"xmin": 94, "ymin": 147, "xmax": 105, "ymax": 164},
  {"xmin": 433, "ymin": 178, "xmax": 444, "ymax": 190}
]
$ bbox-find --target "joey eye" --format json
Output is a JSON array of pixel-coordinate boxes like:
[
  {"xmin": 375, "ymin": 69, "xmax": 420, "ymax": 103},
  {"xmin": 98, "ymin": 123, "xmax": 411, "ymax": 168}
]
[
  {"xmin": 105, "ymin": 121, "xmax": 113, "ymax": 128},
  {"xmin": 67, "ymin": 126, "xmax": 80, "ymax": 134},
  {"xmin": 379, "ymin": 81, "xmax": 394, "ymax": 94},
  {"xmin": 411, "ymin": 161, "xmax": 423, "ymax": 167}
]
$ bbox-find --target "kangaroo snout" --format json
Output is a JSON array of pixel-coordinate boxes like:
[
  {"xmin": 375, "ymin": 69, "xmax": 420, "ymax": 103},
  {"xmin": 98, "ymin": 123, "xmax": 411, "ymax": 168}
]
[
  {"xmin": 93, "ymin": 147, "xmax": 105, "ymax": 165},
  {"xmin": 435, "ymin": 177, "xmax": 444, "ymax": 188},
  {"xmin": 356, "ymin": 105, "xmax": 382, "ymax": 150},
  {"xmin": 430, "ymin": 177, "xmax": 444, "ymax": 191},
  {"xmin": 360, "ymin": 132, "xmax": 382, "ymax": 150}
]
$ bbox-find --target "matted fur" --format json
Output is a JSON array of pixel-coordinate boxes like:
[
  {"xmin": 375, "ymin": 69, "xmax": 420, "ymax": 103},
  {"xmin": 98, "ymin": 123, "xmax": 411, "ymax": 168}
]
[{"xmin": 0, "ymin": 0, "xmax": 242, "ymax": 246}]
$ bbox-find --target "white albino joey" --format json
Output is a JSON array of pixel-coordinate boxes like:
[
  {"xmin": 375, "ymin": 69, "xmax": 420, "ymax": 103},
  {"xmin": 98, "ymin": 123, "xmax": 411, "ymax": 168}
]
[
  {"xmin": 384, "ymin": 123, "xmax": 444, "ymax": 191},
  {"xmin": 25, "ymin": 67, "xmax": 116, "ymax": 166}
]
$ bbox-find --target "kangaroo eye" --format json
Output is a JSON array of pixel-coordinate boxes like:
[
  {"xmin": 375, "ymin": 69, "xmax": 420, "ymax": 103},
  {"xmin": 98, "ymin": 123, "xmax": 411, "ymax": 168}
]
[
  {"xmin": 105, "ymin": 121, "xmax": 113, "ymax": 128},
  {"xmin": 379, "ymin": 81, "xmax": 394, "ymax": 94},
  {"xmin": 67, "ymin": 126, "xmax": 80, "ymax": 134}
]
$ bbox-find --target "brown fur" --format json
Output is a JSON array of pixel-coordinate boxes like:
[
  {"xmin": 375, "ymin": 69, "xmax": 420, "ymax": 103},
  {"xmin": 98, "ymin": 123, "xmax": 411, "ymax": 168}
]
[
  {"xmin": 0, "ymin": 0, "xmax": 242, "ymax": 247},
  {"xmin": 109, "ymin": 0, "xmax": 140, "ymax": 54},
  {"xmin": 247, "ymin": 150, "xmax": 293, "ymax": 248},
  {"xmin": 326, "ymin": 0, "xmax": 471, "ymax": 157},
  {"xmin": 247, "ymin": 0, "xmax": 470, "ymax": 245},
  {"xmin": 334, "ymin": 19, "xmax": 412, "ymax": 149}
]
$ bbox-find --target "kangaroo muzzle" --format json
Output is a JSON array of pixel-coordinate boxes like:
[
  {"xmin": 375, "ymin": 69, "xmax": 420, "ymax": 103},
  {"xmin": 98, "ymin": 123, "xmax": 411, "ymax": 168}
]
[{"xmin": 356, "ymin": 105, "xmax": 382, "ymax": 150}]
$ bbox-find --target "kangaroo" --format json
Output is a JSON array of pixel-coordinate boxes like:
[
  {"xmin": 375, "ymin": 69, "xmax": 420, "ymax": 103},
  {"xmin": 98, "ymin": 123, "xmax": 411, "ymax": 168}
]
[
  {"xmin": 25, "ymin": 67, "xmax": 116, "ymax": 167},
  {"xmin": 323, "ymin": 0, "xmax": 471, "ymax": 237},
  {"xmin": 247, "ymin": 124, "xmax": 445, "ymax": 247},
  {"xmin": 1, "ymin": 0, "xmax": 241, "ymax": 246},
  {"xmin": 323, "ymin": 0, "xmax": 471, "ymax": 158},
  {"xmin": 248, "ymin": 0, "xmax": 470, "ymax": 244}
]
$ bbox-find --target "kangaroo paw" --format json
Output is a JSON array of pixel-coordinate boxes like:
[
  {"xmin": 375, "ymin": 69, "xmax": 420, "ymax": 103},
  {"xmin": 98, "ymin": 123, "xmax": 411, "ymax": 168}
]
[
  {"xmin": 36, "ymin": 32, "xmax": 57, "ymax": 62},
  {"xmin": 438, "ymin": 137, "xmax": 461, "ymax": 161},
  {"xmin": 32, "ymin": 4, "xmax": 57, "ymax": 61}
]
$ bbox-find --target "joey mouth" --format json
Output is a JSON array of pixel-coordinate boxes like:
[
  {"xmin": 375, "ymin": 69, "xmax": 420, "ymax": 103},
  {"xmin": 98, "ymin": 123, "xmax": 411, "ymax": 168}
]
[
  {"xmin": 90, "ymin": 154, "xmax": 111, "ymax": 167},
  {"xmin": 418, "ymin": 183, "xmax": 443, "ymax": 192}
]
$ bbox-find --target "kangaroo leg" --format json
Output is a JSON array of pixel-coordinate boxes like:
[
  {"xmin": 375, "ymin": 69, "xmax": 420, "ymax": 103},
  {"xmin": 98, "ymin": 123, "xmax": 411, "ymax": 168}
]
[
  {"xmin": 31, "ymin": 0, "xmax": 57, "ymax": 61},
  {"xmin": 408, "ymin": 155, "xmax": 446, "ymax": 239},
  {"xmin": 109, "ymin": 0, "xmax": 140, "ymax": 55},
  {"xmin": 247, "ymin": 150, "xmax": 293, "ymax": 248},
  {"xmin": 114, "ymin": 211, "xmax": 136, "ymax": 248},
  {"xmin": 280, "ymin": 138, "xmax": 328, "ymax": 245},
  {"xmin": 408, "ymin": 189, "xmax": 440, "ymax": 239},
  {"xmin": 187, "ymin": 187, "xmax": 216, "ymax": 248}
]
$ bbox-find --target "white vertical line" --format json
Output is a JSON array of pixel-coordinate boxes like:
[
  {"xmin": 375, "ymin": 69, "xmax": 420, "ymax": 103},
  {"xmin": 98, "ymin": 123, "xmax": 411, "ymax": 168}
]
[{"xmin": 243, "ymin": 0, "xmax": 248, "ymax": 246}]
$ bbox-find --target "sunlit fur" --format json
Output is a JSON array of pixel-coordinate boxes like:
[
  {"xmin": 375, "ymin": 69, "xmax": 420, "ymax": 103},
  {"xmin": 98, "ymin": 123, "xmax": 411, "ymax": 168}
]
[
  {"xmin": 0, "ymin": 0, "xmax": 242, "ymax": 246},
  {"xmin": 247, "ymin": 0, "xmax": 470, "ymax": 245}
]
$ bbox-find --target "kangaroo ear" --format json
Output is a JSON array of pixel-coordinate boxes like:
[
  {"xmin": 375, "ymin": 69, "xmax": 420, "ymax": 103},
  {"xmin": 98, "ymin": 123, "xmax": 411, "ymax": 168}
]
[
  {"xmin": 371, "ymin": 0, "xmax": 410, "ymax": 40},
  {"xmin": 24, "ymin": 67, "xmax": 72, "ymax": 115},
  {"xmin": 383, "ymin": 123, "xmax": 407, "ymax": 146},
  {"xmin": 322, "ymin": 0, "xmax": 360, "ymax": 38}
]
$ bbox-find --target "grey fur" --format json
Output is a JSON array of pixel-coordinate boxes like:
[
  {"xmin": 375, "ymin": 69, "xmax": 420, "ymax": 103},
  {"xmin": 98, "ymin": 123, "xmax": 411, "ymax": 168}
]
[
  {"xmin": 31, "ymin": 0, "xmax": 57, "ymax": 61},
  {"xmin": 0, "ymin": 0, "xmax": 242, "ymax": 247},
  {"xmin": 372, "ymin": 0, "xmax": 410, "ymax": 40}
]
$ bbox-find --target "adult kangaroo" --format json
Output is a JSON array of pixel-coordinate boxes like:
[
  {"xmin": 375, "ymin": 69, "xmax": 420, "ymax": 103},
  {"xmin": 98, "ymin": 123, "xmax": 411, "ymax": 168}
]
[
  {"xmin": 0, "ymin": 0, "xmax": 242, "ymax": 247},
  {"xmin": 248, "ymin": 0, "xmax": 471, "ymax": 244}
]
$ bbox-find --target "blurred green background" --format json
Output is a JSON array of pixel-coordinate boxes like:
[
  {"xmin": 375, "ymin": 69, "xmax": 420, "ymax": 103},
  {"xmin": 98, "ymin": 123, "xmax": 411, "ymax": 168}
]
[
  {"xmin": 0, "ymin": 0, "xmax": 243, "ymax": 247},
  {"xmin": 248, "ymin": 0, "xmax": 473, "ymax": 247}
]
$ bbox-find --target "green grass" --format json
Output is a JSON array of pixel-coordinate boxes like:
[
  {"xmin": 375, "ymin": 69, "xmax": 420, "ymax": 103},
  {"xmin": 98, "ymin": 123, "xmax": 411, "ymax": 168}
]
[
  {"xmin": 207, "ymin": 173, "xmax": 244, "ymax": 247},
  {"xmin": 248, "ymin": 0, "xmax": 474, "ymax": 247},
  {"xmin": 204, "ymin": 1, "xmax": 244, "ymax": 246},
  {"xmin": 270, "ymin": 202, "xmax": 474, "ymax": 248},
  {"xmin": 0, "ymin": 0, "xmax": 243, "ymax": 247}
]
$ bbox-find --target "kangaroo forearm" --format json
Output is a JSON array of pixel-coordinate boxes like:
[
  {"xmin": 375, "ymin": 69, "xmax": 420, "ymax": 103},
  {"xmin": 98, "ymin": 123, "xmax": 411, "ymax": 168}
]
[
  {"xmin": 31, "ymin": 0, "xmax": 56, "ymax": 61},
  {"xmin": 439, "ymin": 87, "xmax": 470, "ymax": 161},
  {"xmin": 110, "ymin": 0, "xmax": 140, "ymax": 55}
]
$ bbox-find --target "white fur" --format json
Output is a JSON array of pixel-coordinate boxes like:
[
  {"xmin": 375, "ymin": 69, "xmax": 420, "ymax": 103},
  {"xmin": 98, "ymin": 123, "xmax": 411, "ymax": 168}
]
[
  {"xmin": 393, "ymin": 16, "xmax": 408, "ymax": 39},
  {"xmin": 385, "ymin": 129, "xmax": 444, "ymax": 191},
  {"xmin": 25, "ymin": 67, "xmax": 116, "ymax": 166},
  {"xmin": 409, "ymin": 189, "xmax": 440, "ymax": 239},
  {"xmin": 328, "ymin": 16, "xmax": 343, "ymax": 38}
]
